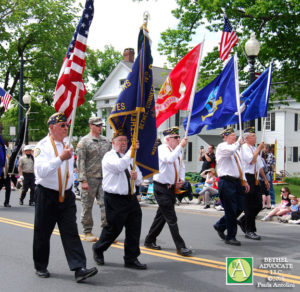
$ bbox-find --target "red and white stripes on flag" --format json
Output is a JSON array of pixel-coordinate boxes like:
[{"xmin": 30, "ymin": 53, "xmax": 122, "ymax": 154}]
[
  {"xmin": 54, "ymin": 0, "xmax": 94, "ymax": 123},
  {"xmin": 219, "ymin": 16, "xmax": 238, "ymax": 62},
  {"xmin": 0, "ymin": 87, "xmax": 12, "ymax": 110}
]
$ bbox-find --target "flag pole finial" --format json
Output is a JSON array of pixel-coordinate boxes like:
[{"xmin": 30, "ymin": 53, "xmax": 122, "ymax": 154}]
[{"xmin": 142, "ymin": 11, "xmax": 150, "ymax": 29}]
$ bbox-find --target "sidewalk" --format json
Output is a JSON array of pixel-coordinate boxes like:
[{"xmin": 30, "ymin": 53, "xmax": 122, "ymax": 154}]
[{"xmin": 140, "ymin": 198, "xmax": 287, "ymax": 222}]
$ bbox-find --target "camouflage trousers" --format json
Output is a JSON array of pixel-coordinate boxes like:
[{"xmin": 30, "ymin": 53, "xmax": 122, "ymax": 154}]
[{"xmin": 80, "ymin": 177, "xmax": 106, "ymax": 234}]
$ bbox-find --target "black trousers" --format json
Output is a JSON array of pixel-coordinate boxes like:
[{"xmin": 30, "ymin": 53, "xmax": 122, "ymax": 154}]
[
  {"xmin": 215, "ymin": 178, "xmax": 245, "ymax": 240},
  {"xmin": 0, "ymin": 174, "xmax": 11, "ymax": 204},
  {"xmin": 20, "ymin": 173, "xmax": 35, "ymax": 203},
  {"xmin": 33, "ymin": 185, "xmax": 86, "ymax": 271},
  {"xmin": 145, "ymin": 182, "xmax": 186, "ymax": 249},
  {"xmin": 93, "ymin": 192, "xmax": 142, "ymax": 263},
  {"xmin": 239, "ymin": 174, "xmax": 262, "ymax": 233}
]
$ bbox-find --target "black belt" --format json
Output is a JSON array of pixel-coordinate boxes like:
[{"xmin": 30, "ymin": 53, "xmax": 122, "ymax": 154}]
[
  {"xmin": 220, "ymin": 176, "xmax": 240, "ymax": 182},
  {"xmin": 153, "ymin": 181, "xmax": 175, "ymax": 189},
  {"xmin": 104, "ymin": 191, "xmax": 133, "ymax": 199},
  {"xmin": 245, "ymin": 173, "xmax": 255, "ymax": 177},
  {"xmin": 37, "ymin": 184, "xmax": 72, "ymax": 193}
]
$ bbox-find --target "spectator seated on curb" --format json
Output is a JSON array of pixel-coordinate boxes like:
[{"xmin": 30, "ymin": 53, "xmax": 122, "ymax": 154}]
[
  {"xmin": 279, "ymin": 196, "xmax": 299, "ymax": 223},
  {"xmin": 176, "ymin": 181, "xmax": 193, "ymax": 204},
  {"xmin": 196, "ymin": 168, "xmax": 218, "ymax": 209},
  {"xmin": 262, "ymin": 186, "xmax": 291, "ymax": 221}
]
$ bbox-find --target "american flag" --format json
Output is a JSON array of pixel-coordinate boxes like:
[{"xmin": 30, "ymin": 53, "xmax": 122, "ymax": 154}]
[
  {"xmin": 0, "ymin": 87, "xmax": 12, "ymax": 110},
  {"xmin": 54, "ymin": 0, "xmax": 94, "ymax": 123},
  {"xmin": 219, "ymin": 16, "xmax": 238, "ymax": 61}
]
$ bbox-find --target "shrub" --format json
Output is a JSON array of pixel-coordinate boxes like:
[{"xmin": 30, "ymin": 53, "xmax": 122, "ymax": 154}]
[{"xmin": 285, "ymin": 177, "xmax": 300, "ymax": 186}]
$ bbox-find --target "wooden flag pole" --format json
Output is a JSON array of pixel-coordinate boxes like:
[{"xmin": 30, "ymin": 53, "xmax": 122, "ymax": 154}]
[{"xmin": 61, "ymin": 82, "xmax": 81, "ymax": 199}]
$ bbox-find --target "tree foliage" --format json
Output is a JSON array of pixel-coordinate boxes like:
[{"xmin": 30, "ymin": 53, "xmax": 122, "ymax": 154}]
[
  {"xmin": 0, "ymin": 1, "xmax": 123, "ymax": 142},
  {"xmin": 135, "ymin": 0, "xmax": 300, "ymax": 101}
]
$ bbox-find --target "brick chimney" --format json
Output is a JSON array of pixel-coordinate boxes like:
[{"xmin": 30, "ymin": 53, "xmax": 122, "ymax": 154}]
[{"xmin": 123, "ymin": 48, "xmax": 135, "ymax": 63}]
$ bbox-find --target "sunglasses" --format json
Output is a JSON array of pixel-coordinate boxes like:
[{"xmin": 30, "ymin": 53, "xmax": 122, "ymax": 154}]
[
  {"xmin": 170, "ymin": 135, "xmax": 180, "ymax": 139},
  {"xmin": 281, "ymin": 190, "xmax": 287, "ymax": 193},
  {"xmin": 93, "ymin": 124, "xmax": 102, "ymax": 127}
]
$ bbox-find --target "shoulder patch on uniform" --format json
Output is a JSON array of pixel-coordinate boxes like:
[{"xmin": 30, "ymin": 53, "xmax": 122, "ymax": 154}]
[{"xmin": 34, "ymin": 148, "xmax": 41, "ymax": 157}]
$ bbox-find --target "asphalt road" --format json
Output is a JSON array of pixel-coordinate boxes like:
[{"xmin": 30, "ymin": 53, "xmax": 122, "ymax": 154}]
[{"xmin": 0, "ymin": 189, "xmax": 300, "ymax": 292}]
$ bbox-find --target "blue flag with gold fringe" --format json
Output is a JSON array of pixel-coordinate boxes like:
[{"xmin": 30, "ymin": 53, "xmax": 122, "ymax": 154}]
[
  {"xmin": 183, "ymin": 57, "xmax": 237, "ymax": 135},
  {"xmin": 108, "ymin": 28, "xmax": 158, "ymax": 178}
]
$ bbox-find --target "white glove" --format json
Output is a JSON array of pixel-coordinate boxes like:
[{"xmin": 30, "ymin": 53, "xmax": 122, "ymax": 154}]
[{"xmin": 19, "ymin": 175, "xmax": 24, "ymax": 181}]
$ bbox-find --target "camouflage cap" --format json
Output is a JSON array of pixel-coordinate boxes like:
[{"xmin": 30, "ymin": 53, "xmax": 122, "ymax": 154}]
[
  {"xmin": 220, "ymin": 127, "xmax": 234, "ymax": 137},
  {"xmin": 89, "ymin": 117, "xmax": 103, "ymax": 125},
  {"xmin": 163, "ymin": 127, "xmax": 179, "ymax": 136},
  {"xmin": 47, "ymin": 112, "xmax": 67, "ymax": 125}
]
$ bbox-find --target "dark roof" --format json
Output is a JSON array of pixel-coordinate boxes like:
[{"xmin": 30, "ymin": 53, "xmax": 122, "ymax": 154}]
[{"xmin": 120, "ymin": 61, "xmax": 171, "ymax": 91}]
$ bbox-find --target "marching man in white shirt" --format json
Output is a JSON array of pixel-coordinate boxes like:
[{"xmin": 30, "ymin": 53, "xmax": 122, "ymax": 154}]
[
  {"xmin": 92, "ymin": 129, "xmax": 147, "ymax": 270},
  {"xmin": 144, "ymin": 127, "xmax": 192, "ymax": 256},
  {"xmin": 213, "ymin": 127, "xmax": 250, "ymax": 246},
  {"xmin": 238, "ymin": 127, "xmax": 270, "ymax": 240}
]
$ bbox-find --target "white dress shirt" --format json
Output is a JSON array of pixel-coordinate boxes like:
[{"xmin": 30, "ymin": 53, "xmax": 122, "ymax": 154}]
[
  {"xmin": 153, "ymin": 143, "xmax": 185, "ymax": 185},
  {"xmin": 34, "ymin": 135, "xmax": 74, "ymax": 191},
  {"xmin": 241, "ymin": 143, "xmax": 263, "ymax": 175},
  {"xmin": 102, "ymin": 148, "xmax": 142, "ymax": 195},
  {"xmin": 216, "ymin": 141, "xmax": 246, "ymax": 180}
]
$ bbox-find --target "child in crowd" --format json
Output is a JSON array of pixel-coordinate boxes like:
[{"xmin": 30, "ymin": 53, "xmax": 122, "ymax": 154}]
[
  {"xmin": 262, "ymin": 186, "xmax": 291, "ymax": 221},
  {"xmin": 279, "ymin": 196, "xmax": 299, "ymax": 223}
]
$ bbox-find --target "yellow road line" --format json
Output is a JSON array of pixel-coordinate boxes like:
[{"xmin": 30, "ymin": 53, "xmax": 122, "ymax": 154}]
[{"xmin": 1, "ymin": 216, "xmax": 299, "ymax": 284}]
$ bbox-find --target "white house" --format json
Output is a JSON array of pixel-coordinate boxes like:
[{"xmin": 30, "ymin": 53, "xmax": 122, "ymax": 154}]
[{"xmin": 93, "ymin": 49, "xmax": 300, "ymax": 176}]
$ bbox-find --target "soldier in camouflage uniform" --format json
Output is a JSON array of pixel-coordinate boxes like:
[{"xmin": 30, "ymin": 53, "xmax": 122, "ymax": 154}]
[{"xmin": 77, "ymin": 117, "xmax": 111, "ymax": 242}]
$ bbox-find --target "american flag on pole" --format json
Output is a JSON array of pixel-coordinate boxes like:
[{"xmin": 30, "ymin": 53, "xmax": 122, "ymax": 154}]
[
  {"xmin": 54, "ymin": 0, "xmax": 94, "ymax": 123},
  {"xmin": 0, "ymin": 87, "xmax": 12, "ymax": 110},
  {"xmin": 219, "ymin": 16, "xmax": 238, "ymax": 62}
]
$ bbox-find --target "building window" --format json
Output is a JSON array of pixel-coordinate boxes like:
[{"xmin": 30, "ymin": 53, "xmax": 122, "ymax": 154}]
[
  {"xmin": 295, "ymin": 114, "xmax": 298, "ymax": 131},
  {"xmin": 119, "ymin": 79, "xmax": 126, "ymax": 86},
  {"xmin": 265, "ymin": 112, "xmax": 275, "ymax": 131},
  {"xmin": 175, "ymin": 112, "xmax": 180, "ymax": 127},
  {"xmin": 287, "ymin": 147, "xmax": 292, "ymax": 162},
  {"xmin": 188, "ymin": 142, "xmax": 192, "ymax": 162},
  {"xmin": 258, "ymin": 118, "xmax": 262, "ymax": 131},
  {"xmin": 293, "ymin": 147, "xmax": 299, "ymax": 162},
  {"xmin": 105, "ymin": 99, "xmax": 109, "ymax": 104}
]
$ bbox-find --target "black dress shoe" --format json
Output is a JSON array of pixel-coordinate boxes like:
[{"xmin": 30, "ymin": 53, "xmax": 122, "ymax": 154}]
[
  {"xmin": 75, "ymin": 267, "xmax": 98, "ymax": 283},
  {"xmin": 144, "ymin": 242, "xmax": 161, "ymax": 250},
  {"xmin": 177, "ymin": 247, "xmax": 192, "ymax": 256},
  {"xmin": 237, "ymin": 219, "xmax": 246, "ymax": 234},
  {"xmin": 213, "ymin": 224, "xmax": 225, "ymax": 240},
  {"xmin": 4, "ymin": 203, "xmax": 11, "ymax": 207},
  {"xmin": 225, "ymin": 239, "xmax": 241, "ymax": 246},
  {"xmin": 204, "ymin": 205, "xmax": 210, "ymax": 209},
  {"xmin": 92, "ymin": 244, "xmax": 104, "ymax": 265},
  {"xmin": 36, "ymin": 269, "xmax": 50, "ymax": 278},
  {"xmin": 29, "ymin": 202, "xmax": 35, "ymax": 206},
  {"xmin": 124, "ymin": 259, "xmax": 147, "ymax": 270},
  {"xmin": 245, "ymin": 232, "xmax": 261, "ymax": 240}
]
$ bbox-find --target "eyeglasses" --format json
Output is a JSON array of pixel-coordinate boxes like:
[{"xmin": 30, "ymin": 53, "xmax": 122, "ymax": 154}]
[
  {"xmin": 59, "ymin": 123, "xmax": 69, "ymax": 128},
  {"xmin": 170, "ymin": 135, "xmax": 180, "ymax": 139},
  {"xmin": 281, "ymin": 190, "xmax": 287, "ymax": 193}
]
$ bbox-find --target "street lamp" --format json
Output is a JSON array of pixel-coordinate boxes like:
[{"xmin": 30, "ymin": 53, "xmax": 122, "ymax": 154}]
[
  {"xmin": 245, "ymin": 33, "xmax": 261, "ymax": 85},
  {"xmin": 23, "ymin": 92, "xmax": 31, "ymax": 144}
]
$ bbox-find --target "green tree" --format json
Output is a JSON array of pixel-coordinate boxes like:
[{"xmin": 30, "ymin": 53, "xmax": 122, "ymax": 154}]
[
  {"xmin": 0, "ymin": 0, "xmax": 79, "ymax": 103},
  {"xmin": 134, "ymin": 0, "xmax": 300, "ymax": 101}
]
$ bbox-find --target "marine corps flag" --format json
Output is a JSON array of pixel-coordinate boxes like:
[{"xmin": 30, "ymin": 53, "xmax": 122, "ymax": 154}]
[
  {"xmin": 155, "ymin": 43, "xmax": 202, "ymax": 128},
  {"xmin": 108, "ymin": 28, "xmax": 158, "ymax": 178}
]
